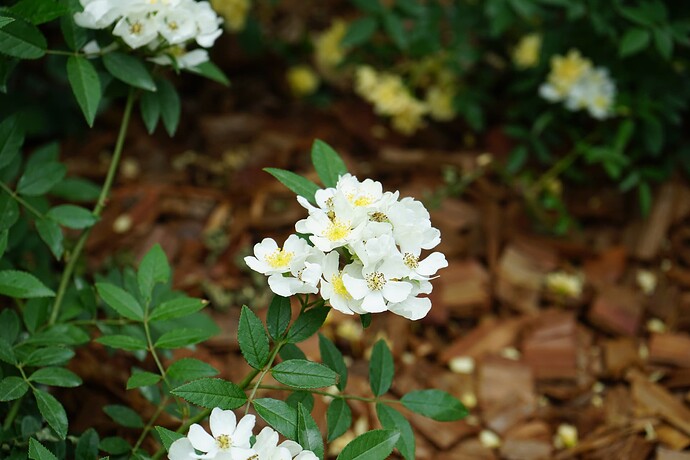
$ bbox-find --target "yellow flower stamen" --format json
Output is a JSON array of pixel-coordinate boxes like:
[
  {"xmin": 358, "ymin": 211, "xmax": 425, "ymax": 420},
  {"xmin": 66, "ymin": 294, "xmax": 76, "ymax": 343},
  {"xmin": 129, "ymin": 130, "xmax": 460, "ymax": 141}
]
[
  {"xmin": 331, "ymin": 273, "xmax": 351, "ymax": 299},
  {"xmin": 265, "ymin": 248, "xmax": 294, "ymax": 269}
]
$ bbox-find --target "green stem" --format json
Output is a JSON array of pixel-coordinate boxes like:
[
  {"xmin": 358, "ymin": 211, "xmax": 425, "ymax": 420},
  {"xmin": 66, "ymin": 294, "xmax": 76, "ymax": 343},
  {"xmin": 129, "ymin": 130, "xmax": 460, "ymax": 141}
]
[
  {"xmin": 45, "ymin": 49, "xmax": 78, "ymax": 56},
  {"xmin": 132, "ymin": 396, "xmax": 170, "ymax": 454},
  {"xmin": 531, "ymin": 147, "xmax": 582, "ymax": 194},
  {"xmin": 48, "ymin": 88, "xmax": 136, "ymax": 326},
  {"xmin": 0, "ymin": 181, "xmax": 45, "ymax": 219},
  {"xmin": 144, "ymin": 320, "xmax": 169, "ymax": 384},
  {"xmin": 255, "ymin": 384, "xmax": 401, "ymax": 405},
  {"xmin": 2, "ymin": 397, "xmax": 23, "ymax": 431},
  {"xmin": 244, "ymin": 341, "xmax": 285, "ymax": 415}
]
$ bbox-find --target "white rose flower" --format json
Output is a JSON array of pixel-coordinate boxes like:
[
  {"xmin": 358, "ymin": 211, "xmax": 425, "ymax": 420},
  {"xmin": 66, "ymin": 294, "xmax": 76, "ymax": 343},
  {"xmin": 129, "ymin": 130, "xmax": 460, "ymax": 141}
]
[
  {"xmin": 387, "ymin": 280, "xmax": 433, "ymax": 320},
  {"xmin": 251, "ymin": 427, "xmax": 318, "ymax": 460},
  {"xmin": 112, "ymin": 13, "xmax": 159, "ymax": 49},
  {"xmin": 268, "ymin": 247, "xmax": 325, "ymax": 297},
  {"xmin": 74, "ymin": 0, "xmax": 124, "ymax": 29},
  {"xmin": 319, "ymin": 252, "xmax": 367, "ymax": 315},
  {"xmin": 193, "ymin": 1, "xmax": 224, "ymax": 47},
  {"xmin": 150, "ymin": 48, "xmax": 210, "ymax": 69},
  {"xmin": 156, "ymin": 7, "xmax": 199, "ymax": 44},
  {"xmin": 244, "ymin": 235, "xmax": 312, "ymax": 276}
]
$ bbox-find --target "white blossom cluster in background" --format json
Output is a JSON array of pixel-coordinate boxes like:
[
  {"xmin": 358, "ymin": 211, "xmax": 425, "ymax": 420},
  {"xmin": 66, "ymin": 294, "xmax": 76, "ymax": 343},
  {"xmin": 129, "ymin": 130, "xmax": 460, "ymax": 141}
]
[
  {"xmin": 245, "ymin": 174, "xmax": 448, "ymax": 320},
  {"xmin": 74, "ymin": 0, "xmax": 223, "ymax": 68},
  {"xmin": 539, "ymin": 49, "xmax": 616, "ymax": 120},
  {"xmin": 169, "ymin": 408, "xmax": 317, "ymax": 460}
]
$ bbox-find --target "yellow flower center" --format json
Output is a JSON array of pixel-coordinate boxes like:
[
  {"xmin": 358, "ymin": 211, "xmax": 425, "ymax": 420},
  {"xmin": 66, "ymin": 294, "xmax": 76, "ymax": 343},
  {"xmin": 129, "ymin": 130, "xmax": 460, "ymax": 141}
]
[
  {"xmin": 331, "ymin": 273, "xmax": 351, "ymax": 298},
  {"xmin": 265, "ymin": 249, "xmax": 294, "ymax": 269},
  {"xmin": 403, "ymin": 253, "xmax": 419, "ymax": 269},
  {"xmin": 168, "ymin": 21, "xmax": 178, "ymax": 30},
  {"xmin": 325, "ymin": 219, "xmax": 350, "ymax": 241},
  {"xmin": 130, "ymin": 22, "xmax": 143, "ymax": 35},
  {"xmin": 216, "ymin": 434, "xmax": 232, "ymax": 450},
  {"xmin": 353, "ymin": 195, "xmax": 373, "ymax": 207},
  {"xmin": 369, "ymin": 211, "xmax": 389, "ymax": 223},
  {"xmin": 365, "ymin": 272, "xmax": 386, "ymax": 291}
]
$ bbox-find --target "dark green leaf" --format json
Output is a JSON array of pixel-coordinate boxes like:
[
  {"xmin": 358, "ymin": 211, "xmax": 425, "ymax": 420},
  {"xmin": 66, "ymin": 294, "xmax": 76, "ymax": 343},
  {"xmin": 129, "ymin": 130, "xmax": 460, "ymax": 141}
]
[
  {"xmin": 653, "ymin": 27, "xmax": 673, "ymax": 59},
  {"xmin": 102, "ymin": 52, "xmax": 156, "ymax": 92},
  {"xmin": 154, "ymin": 426, "xmax": 183, "ymax": 452},
  {"xmin": 271, "ymin": 359, "xmax": 338, "ymax": 389},
  {"xmin": 638, "ymin": 182, "xmax": 653, "ymax": 217},
  {"xmin": 311, "ymin": 139, "xmax": 348, "ymax": 188},
  {"xmin": 0, "ymin": 15, "xmax": 46, "ymax": 59},
  {"xmin": 60, "ymin": 12, "xmax": 87, "ymax": 51},
  {"xmin": 0, "ymin": 191, "xmax": 19, "ymax": 232},
  {"xmin": 75, "ymin": 428, "xmax": 99, "ymax": 460},
  {"xmin": 0, "ymin": 229, "xmax": 7, "ymax": 258},
  {"xmin": 336, "ymin": 429, "xmax": 399, "ymax": 460},
  {"xmin": 36, "ymin": 218, "xmax": 64, "ymax": 260},
  {"xmin": 137, "ymin": 243, "xmax": 170, "ymax": 301},
  {"xmin": 267, "ymin": 294, "xmax": 291, "ymax": 340},
  {"xmin": 369, "ymin": 340, "xmax": 393, "ymax": 396},
  {"xmin": 96, "ymin": 282, "xmax": 145, "ymax": 321},
  {"xmin": 157, "ymin": 78, "xmax": 180, "ymax": 136},
  {"xmin": 0, "ymin": 17, "xmax": 14, "ymax": 29},
  {"xmin": 186, "ymin": 61, "xmax": 229, "ymax": 86},
  {"xmin": 171, "ymin": 378, "xmax": 247, "ymax": 409},
  {"xmin": 359, "ymin": 313, "xmax": 371, "ymax": 329},
  {"xmin": 24, "ymin": 347, "xmax": 74, "ymax": 366},
  {"xmin": 279, "ymin": 343, "xmax": 306, "ymax": 361},
  {"xmin": 253, "ymin": 398, "xmax": 297, "ymax": 439},
  {"xmin": 238, "ymin": 305, "xmax": 270, "ymax": 369},
  {"xmin": 351, "ymin": 0, "xmax": 383, "ymax": 14},
  {"xmin": 154, "ymin": 328, "xmax": 214, "ymax": 349},
  {"xmin": 376, "ymin": 404, "xmax": 414, "ymax": 460},
  {"xmin": 401, "ymin": 389, "xmax": 468, "ymax": 421},
  {"xmin": 297, "ymin": 403, "xmax": 324, "ymax": 460},
  {"xmin": 140, "ymin": 90, "xmax": 160, "ymax": 134},
  {"xmin": 0, "ymin": 114, "xmax": 23, "ymax": 169},
  {"xmin": 620, "ymin": 28, "xmax": 650, "ymax": 57},
  {"xmin": 22, "ymin": 298, "xmax": 49, "ymax": 333},
  {"xmin": 0, "ymin": 337, "xmax": 15, "ymax": 364},
  {"xmin": 47, "ymin": 204, "xmax": 97, "ymax": 229},
  {"xmin": 51, "ymin": 177, "xmax": 100, "ymax": 201},
  {"xmin": 341, "ymin": 17, "xmax": 378, "ymax": 48},
  {"xmin": 24, "ymin": 324, "xmax": 89, "ymax": 346},
  {"xmin": 96, "ymin": 334, "xmax": 148, "ymax": 351},
  {"xmin": 0, "ymin": 270, "xmax": 55, "ymax": 298},
  {"xmin": 28, "ymin": 438, "xmax": 58, "ymax": 460},
  {"xmin": 327, "ymin": 399, "xmax": 352, "ymax": 442},
  {"xmin": 104, "ymin": 404, "xmax": 144, "ymax": 428},
  {"xmin": 319, "ymin": 333, "xmax": 348, "ymax": 391},
  {"xmin": 99, "ymin": 437, "xmax": 131, "ymax": 455},
  {"xmin": 34, "ymin": 388, "xmax": 68, "ymax": 439},
  {"xmin": 29, "ymin": 367, "xmax": 82, "ymax": 387},
  {"xmin": 287, "ymin": 306, "xmax": 329, "ymax": 343},
  {"xmin": 0, "ymin": 376, "xmax": 29, "ymax": 401},
  {"xmin": 382, "ymin": 12, "xmax": 407, "ymax": 50},
  {"xmin": 166, "ymin": 357, "xmax": 219, "ymax": 381},
  {"xmin": 17, "ymin": 161, "xmax": 66, "ymax": 196},
  {"xmin": 67, "ymin": 56, "xmax": 101, "ymax": 127},
  {"xmin": 286, "ymin": 391, "xmax": 314, "ymax": 411},
  {"xmin": 149, "ymin": 297, "xmax": 206, "ymax": 322},
  {"xmin": 9, "ymin": 0, "xmax": 69, "ymax": 24},
  {"xmin": 264, "ymin": 168, "xmax": 320, "ymax": 205},
  {"xmin": 0, "ymin": 308, "xmax": 19, "ymax": 343},
  {"xmin": 126, "ymin": 370, "xmax": 161, "ymax": 389}
]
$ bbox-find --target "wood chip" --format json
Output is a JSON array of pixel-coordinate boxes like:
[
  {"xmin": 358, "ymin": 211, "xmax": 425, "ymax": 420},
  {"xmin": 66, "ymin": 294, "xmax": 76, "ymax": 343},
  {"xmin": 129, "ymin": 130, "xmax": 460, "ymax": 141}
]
[
  {"xmin": 649, "ymin": 332, "xmax": 690, "ymax": 368},
  {"xmin": 440, "ymin": 317, "xmax": 525, "ymax": 364},
  {"xmin": 438, "ymin": 259, "xmax": 491, "ymax": 317},
  {"xmin": 657, "ymin": 446, "xmax": 690, "ymax": 460},
  {"xmin": 499, "ymin": 439, "xmax": 552, "ymax": 460},
  {"xmin": 628, "ymin": 368, "xmax": 690, "ymax": 436},
  {"xmin": 589, "ymin": 285, "xmax": 643, "ymax": 336},
  {"xmin": 522, "ymin": 310, "xmax": 578, "ymax": 380}
]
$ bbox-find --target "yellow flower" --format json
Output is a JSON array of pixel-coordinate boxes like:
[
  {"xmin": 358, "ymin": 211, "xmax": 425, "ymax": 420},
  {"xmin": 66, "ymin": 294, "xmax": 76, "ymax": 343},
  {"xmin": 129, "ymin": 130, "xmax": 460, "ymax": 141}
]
[
  {"xmin": 391, "ymin": 98, "xmax": 427, "ymax": 135},
  {"xmin": 426, "ymin": 85, "xmax": 456, "ymax": 121},
  {"xmin": 286, "ymin": 65, "xmax": 319, "ymax": 97},
  {"xmin": 315, "ymin": 19, "xmax": 347, "ymax": 69},
  {"xmin": 513, "ymin": 33, "xmax": 542, "ymax": 69},
  {"xmin": 211, "ymin": 0, "xmax": 250, "ymax": 32},
  {"xmin": 354, "ymin": 65, "xmax": 378, "ymax": 95},
  {"xmin": 542, "ymin": 49, "xmax": 592, "ymax": 100}
]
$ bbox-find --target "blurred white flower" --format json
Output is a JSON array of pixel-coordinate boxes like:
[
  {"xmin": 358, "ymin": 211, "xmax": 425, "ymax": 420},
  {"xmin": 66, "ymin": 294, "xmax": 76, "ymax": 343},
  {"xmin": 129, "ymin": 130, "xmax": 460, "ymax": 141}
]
[{"xmin": 252, "ymin": 427, "xmax": 318, "ymax": 460}]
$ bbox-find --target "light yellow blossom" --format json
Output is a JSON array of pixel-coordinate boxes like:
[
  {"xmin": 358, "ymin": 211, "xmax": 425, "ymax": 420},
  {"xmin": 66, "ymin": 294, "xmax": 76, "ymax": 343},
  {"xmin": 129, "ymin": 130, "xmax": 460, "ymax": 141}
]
[
  {"xmin": 426, "ymin": 85, "xmax": 456, "ymax": 121},
  {"xmin": 286, "ymin": 65, "xmax": 320, "ymax": 97},
  {"xmin": 540, "ymin": 49, "xmax": 592, "ymax": 101},
  {"xmin": 513, "ymin": 33, "xmax": 542, "ymax": 69},
  {"xmin": 315, "ymin": 19, "xmax": 347, "ymax": 69},
  {"xmin": 211, "ymin": 0, "xmax": 250, "ymax": 32}
]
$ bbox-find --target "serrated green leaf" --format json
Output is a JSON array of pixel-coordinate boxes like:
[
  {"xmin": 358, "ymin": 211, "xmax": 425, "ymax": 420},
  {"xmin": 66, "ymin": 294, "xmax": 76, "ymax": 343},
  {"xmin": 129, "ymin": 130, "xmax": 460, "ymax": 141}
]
[
  {"xmin": 0, "ymin": 191, "xmax": 19, "ymax": 231},
  {"xmin": 253, "ymin": 398, "xmax": 297, "ymax": 439},
  {"xmin": 376, "ymin": 404, "xmax": 414, "ymax": 460},
  {"xmin": 620, "ymin": 28, "xmax": 650, "ymax": 57},
  {"xmin": 96, "ymin": 282, "xmax": 144, "ymax": 321},
  {"xmin": 341, "ymin": 17, "xmax": 378, "ymax": 48},
  {"xmin": 0, "ymin": 309, "xmax": 19, "ymax": 343},
  {"xmin": 51, "ymin": 177, "xmax": 100, "ymax": 202},
  {"xmin": 47, "ymin": 204, "xmax": 97, "ymax": 229},
  {"xmin": 10, "ymin": 0, "xmax": 69, "ymax": 25},
  {"xmin": 154, "ymin": 426, "xmax": 183, "ymax": 452},
  {"xmin": 154, "ymin": 328, "xmax": 213, "ymax": 349},
  {"xmin": 137, "ymin": 243, "xmax": 170, "ymax": 301},
  {"xmin": 0, "ymin": 114, "xmax": 23, "ymax": 169},
  {"xmin": 157, "ymin": 78, "xmax": 180, "ymax": 136},
  {"xmin": 60, "ymin": 10, "xmax": 87, "ymax": 51},
  {"xmin": 327, "ymin": 399, "xmax": 352, "ymax": 442},
  {"xmin": 149, "ymin": 297, "xmax": 205, "ymax": 322},
  {"xmin": 279, "ymin": 343, "xmax": 306, "ymax": 361},
  {"xmin": 287, "ymin": 306, "xmax": 329, "ymax": 343},
  {"xmin": 401, "ymin": 389, "xmax": 468, "ymax": 421},
  {"xmin": 126, "ymin": 370, "xmax": 161, "ymax": 389},
  {"xmin": 17, "ymin": 161, "xmax": 66, "ymax": 196},
  {"xmin": 36, "ymin": 218, "xmax": 64, "ymax": 260},
  {"xmin": 67, "ymin": 56, "xmax": 101, "ymax": 127},
  {"xmin": 104, "ymin": 404, "xmax": 144, "ymax": 428},
  {"xmin": 96, "ymin": 334, "xmax": 148, "ymax": 351},
  {"xmin": 166, "ymin": 357, "xmax": 219, "ymax": 381},
  {"xmin": 311, "ymin": 139, "xmax": 348, "ymax": 188},
  {"xmin": 369, "ymin": 340, "xmax": 393, "ymax": 396},
  {"xmin": 23, "ymin": 324, "xmax": 88, "ymax": 346},
  {"xmin": 172, "ymin": 378, "xmax": 247, "ymax": 409},
  {"xmin": 0, "ymin": 376, "xmax": 29, "ymax": 401},
  {"xmin": 267, "ymin": 294, "xmax": 291, "ymax": 340},
  {"xmin": 75, "ymin": 428, "xmax": 99, "ymax": 460},
  {"xmin": 0, "ymin": 14, "xmax": 46, "ymax": 59},
  {"xmin": 359, "ymin": 313, "xmax": 371, "ymax": 329},
  {"xmin": 99, "ymin": 436, "xmax": 131, "ymax": 455},
  {"xmin": 0, "ymin": 17, "xmax": 14, "ymax": 30},
  {"xmin": 238, "ymin": 305, "xmax": 270, "ymax": 369},
  {"xmin": 0, "ymin": 229, "xmax": 7, "ymax": 258},
  {"xmin": 28, "ymin": 438, "xmax": 58, "ymax": 460},
  {"xmin": 271, "ymin": 359, "xmax": 337, "ymax": 389},
  {"xmin": 23, "ymin": 298, "xmax": 49, "ymax": 334},
  {"xmin": 0, "ymin": 337, "xmax": 16, "ymax": 364},
  {"xmin": 382, "ymin": 12, "xmax": 407, "ymax": 50},
  {"xmin": 319, "ymin": 334, "xmax": 348, "ymax": 392},
  {"xmin": 654, "ymin": 27, "xmax": 673, "ymax": 59},
  {"xmin": 140, "ymin": 90, "xmax": 160, "ymax": 134},
  {"xmin": 286, "ymin": 391, "xmax": 314, "ymax": 411},
  {"xmin": 264, "ymin": 168, "xmax": 320, "ymax": 205},
  {"xmin": 336, "ymin": 429, "xmax": 399, "ymax": 460},
  {"xmin": 297, "ymin": 403, "xmax": 324, "ymax": 460},
  {"xmin": 34, "ymin": 388, "xmax": 68, "ymax": 439},
  {"xmin": 29, "ymin": 367, "xmax": 82, "ymax": 387},
  {"xmin": 102, "ymin": 52, "xmax": 156, "ymax": 92},
  {"xmin": 186, "ymin": 61, "xmax": 229, "ymax": 86},
  {"xmin": 24, "ymin": 347, "xmax": 74, "ymax": 366},
  {"xmin": 0, "ymin": 270, "xmax": 55, "ymax": 298}
]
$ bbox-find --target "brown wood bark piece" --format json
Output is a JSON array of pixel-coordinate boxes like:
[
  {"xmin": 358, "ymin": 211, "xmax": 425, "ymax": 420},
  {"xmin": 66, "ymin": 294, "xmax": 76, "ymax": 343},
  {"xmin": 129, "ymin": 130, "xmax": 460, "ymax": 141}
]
[
  {"xmin": 657, "ymin": 447, "xmax": 690, "ymax": 460},
  {"xmin": 583, "ymin": 245, "xmax": 628, "ymax": 289},
  {"xmin": 439, "ymin": 316, "xmax": 525, "ymax": 364},
  {"xmin": 603, "ymin": 337, "xmax": 640, "ymax": 378},
  {"xmin": 589, "ymin": 285, "xmax": 643, "ymax": 336},
  {"xmin": 499, "ymin": 439, "xmax": 552, "ymax": 460},
  {"xmin": 438, "ymin": 259, "xmax": 491, "ymax": 317},
  {"xmin": 522, "ymin": 310, "xmax": 578, "ymax": 380},
  {"xmin": 437, "ymin": 438, "xmax": 497, "ymax": 460},
  {"xmin": 628, "ymin": 368, "xmax": 690, "ymax": 436},
  {"xmin": 656, "ymin": 423, "xmax": 690, "ymax": 451},
  {"xmin": 635, "ymin": 182, "xmax": 676, "ymax": 260},
  {"xmin": 649, "ymin": 332, "xmax": 690, "ymax": 368}
]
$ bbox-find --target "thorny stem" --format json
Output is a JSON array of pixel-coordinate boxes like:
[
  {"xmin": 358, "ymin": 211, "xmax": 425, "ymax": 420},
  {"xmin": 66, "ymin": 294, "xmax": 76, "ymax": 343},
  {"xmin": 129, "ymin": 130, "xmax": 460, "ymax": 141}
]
[
  {"xmin": 255, "ymin": 384, "xmax": 402, "ymax": 405},
  {"xmin": 49, "ymin": 88, "xmax": 136, "ymax": 326},
  {"xmin": 0, "ymin": 181, "xmax": 45, "ymax": 219}
]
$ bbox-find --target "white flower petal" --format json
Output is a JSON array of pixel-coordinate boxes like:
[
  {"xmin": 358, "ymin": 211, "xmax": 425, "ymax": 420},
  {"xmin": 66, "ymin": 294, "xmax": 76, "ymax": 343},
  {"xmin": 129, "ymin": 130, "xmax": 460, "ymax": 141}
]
[
  {"xmin": 188, "ymin": 423, "xmax": 216, "ymax": 453},
  {"xmin": 388, "ymin": 296, "xmax": 431, "ymax": 320},
  {"xmin": 232, "ymin": 414, "xmax": 256, "ymax": 448},
  {"xmin": 279, "ymin": 439, "xmax": 303, "ymax": 457},
  {"xmin": 362, "ymin": 291, "xmax": 387, "ymax": 312},
  {"xmin": 209, "ymin": 407, "xmax": 236, "ymax": 438},
  {"xmin": 417, "ymin": 252, "xmax": 448, "ymax": 276},
  {"xmin": 382, "ymin": 280, "xmax": 412, "ymax": 303},
  {"xmin": 342, "ymin": 274, "xmax": 368, "ymax": 300},
  {"xmin": 168, "ymin": 437, "xmax": 195, "ymax": 460}
]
